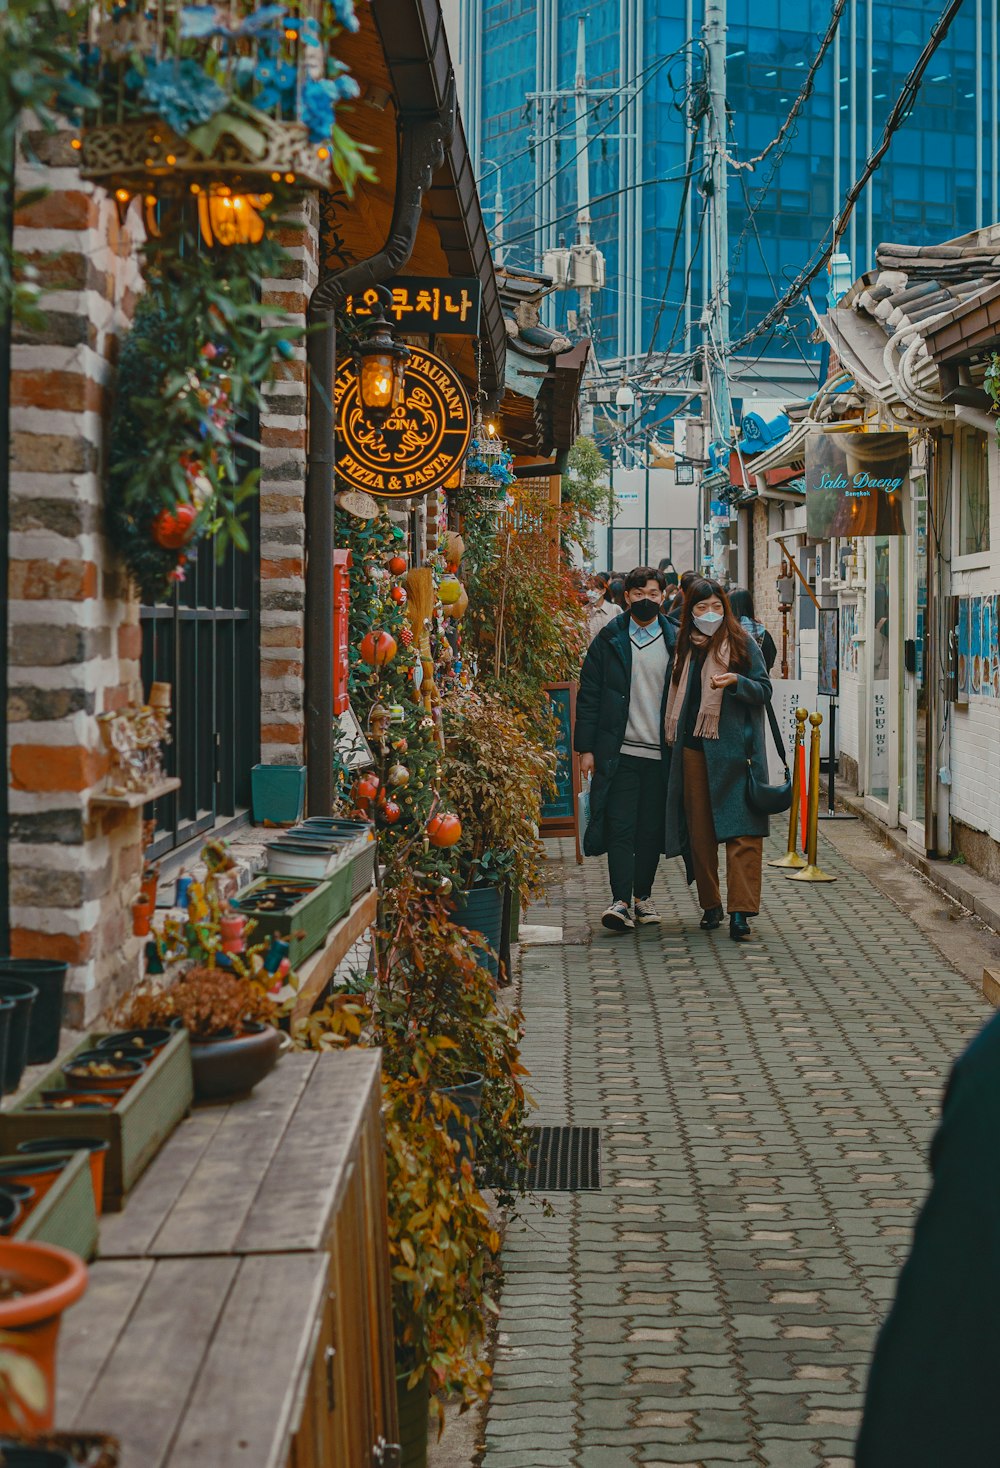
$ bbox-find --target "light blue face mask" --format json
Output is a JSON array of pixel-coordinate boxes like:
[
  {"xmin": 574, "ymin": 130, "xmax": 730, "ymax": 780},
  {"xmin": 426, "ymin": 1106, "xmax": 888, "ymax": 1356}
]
[{"xmin": 693, "ymin": 611, "xmax": 724, "ymax": 635}]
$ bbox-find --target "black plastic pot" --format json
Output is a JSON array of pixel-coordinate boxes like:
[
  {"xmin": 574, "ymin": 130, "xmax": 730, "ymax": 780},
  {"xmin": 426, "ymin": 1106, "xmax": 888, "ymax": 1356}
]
[
  {"xmin": 0, "ymin": 1446, "xmax": 73, "ymax": 1468},
  {"xmin": 0, "ymin": 999, "xmax": 14, "ymax": 1100},
  {"xmin": 394, "ymin": 1369, "xmax": 430, "ymax": 1468},
  {"xmin": 439, "ymin": 1071, "xmax": 485, "ymax": 1166},
  {"xmin": 0, "ymin": 959, "xmax": 67, "ymax": 1066},
  {"xmin": 0, "ymin": 978, "xmax": 38, "ymax": 1094},
  {"xmin": 0, "ymin": 1191, "xmax": 21, "ymax": 1236},
  {"xmin": 97, "ymin": 1028, "xmax": 172, "ymax": 1053},
  {"xmin": 188, "ymin": 1021, "xmax": 281, "ymax": 1102},
  {"xmin": 450, "ymin": 881, "xmax": 503, "ymax": 980}
]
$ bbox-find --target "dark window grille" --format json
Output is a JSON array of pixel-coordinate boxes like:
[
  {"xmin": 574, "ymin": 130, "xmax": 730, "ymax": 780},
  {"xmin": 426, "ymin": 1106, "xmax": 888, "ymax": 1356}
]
[{"xmin": 140, "ymin": 420, "xmax": 260, "ymax": 861}]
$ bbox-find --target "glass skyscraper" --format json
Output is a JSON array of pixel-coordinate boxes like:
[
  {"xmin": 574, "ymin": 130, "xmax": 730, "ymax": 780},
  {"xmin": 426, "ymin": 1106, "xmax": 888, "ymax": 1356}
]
[{"xmin": 450, "ymin": 0, "xmax": 998, "ymax": 395}]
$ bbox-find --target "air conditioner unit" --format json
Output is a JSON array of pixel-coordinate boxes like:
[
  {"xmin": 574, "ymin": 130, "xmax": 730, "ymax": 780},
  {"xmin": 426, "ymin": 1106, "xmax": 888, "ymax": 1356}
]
[{"xmin": 541, "ymin": 247, "xmax": 571, "ymax": 287}]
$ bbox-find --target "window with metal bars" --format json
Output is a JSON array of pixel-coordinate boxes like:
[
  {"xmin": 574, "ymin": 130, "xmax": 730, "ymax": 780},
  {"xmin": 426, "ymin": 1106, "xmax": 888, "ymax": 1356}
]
[{"xmin": 140, "ymin": 437, "xmax": 261, "ymax": 862}]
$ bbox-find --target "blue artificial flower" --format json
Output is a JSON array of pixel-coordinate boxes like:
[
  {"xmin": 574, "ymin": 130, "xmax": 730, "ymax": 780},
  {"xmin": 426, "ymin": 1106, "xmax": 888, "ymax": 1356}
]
[
  {"xmin": 179, "ymin": 6, "xmax": 223, "ymax": 39},
  {"xmin": 325, "ymin": 57, "xmax": 360, "ymax": 98},
  {"xmin": 256, "ymin": 57, "xmax": 296, "ymax": 112},
  {"xmin": 139, "ymin": 58, "xmax": 228, "ymax": 135},
  {"xmin": 302, "ymin": 75, "xmax": 357, "ymax": 140},
  {"xmin": 330, "ymin": 0, "xmax": 360, "ymax": 34},
  {"xmin": 234, "ymin": 4, "xmax": 286, "ymax": 34},
  {"xmin": 284, "ymin": 15, "xmax": 320, "ymax": 45}
]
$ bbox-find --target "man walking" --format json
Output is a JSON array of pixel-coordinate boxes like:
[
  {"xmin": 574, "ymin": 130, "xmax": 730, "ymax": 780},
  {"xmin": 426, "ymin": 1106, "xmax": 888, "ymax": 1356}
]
[{"xmin": 575, "ymin": 566, "xmax": 675, "ymax": 932}]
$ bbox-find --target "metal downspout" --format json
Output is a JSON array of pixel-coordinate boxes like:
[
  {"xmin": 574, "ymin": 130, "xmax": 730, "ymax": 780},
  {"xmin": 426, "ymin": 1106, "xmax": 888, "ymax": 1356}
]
[
  {"xmin": 302, "ymin": 83, "xmax": 456, "ymax": 816},
  {"xmin": 0, "ymin": 156, "xmax": 14, "ymax": 949}
]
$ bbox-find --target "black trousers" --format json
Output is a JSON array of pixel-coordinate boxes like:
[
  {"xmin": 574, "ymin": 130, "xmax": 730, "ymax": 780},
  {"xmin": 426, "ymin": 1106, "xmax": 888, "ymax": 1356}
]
[{"xmin": 605, "ymin": 754, "xmax": 666, "ymax": 904}]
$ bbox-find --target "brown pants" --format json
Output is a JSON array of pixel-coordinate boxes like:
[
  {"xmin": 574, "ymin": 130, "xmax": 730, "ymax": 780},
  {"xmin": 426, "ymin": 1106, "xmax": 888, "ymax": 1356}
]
[{"xmin": 682, "ymin": 747, "xmax": 763, "ymax": 915}]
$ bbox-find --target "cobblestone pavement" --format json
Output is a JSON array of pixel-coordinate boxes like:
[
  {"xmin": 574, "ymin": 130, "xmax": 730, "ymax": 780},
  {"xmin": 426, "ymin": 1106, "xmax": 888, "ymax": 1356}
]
[{"xmin": 482, "ymin": 833, "xmax": 992, "ymax": 1468}]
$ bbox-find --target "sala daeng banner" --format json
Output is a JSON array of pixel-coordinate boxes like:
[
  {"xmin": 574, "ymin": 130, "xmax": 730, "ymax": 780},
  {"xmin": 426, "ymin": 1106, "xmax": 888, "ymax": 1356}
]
[{"xmin": 805, "ymin": 429, "xmax": 908, "ymax": 538}]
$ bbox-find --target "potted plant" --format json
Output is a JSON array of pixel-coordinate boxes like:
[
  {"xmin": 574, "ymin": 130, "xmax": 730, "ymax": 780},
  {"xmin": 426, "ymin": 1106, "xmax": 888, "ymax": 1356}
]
[
  {"xmin": 0, "ymin": 1240, "xmax": 87, "ymax": 1436},
  {"xmin": 116, "ymin": 967, "xmax": 280, "ymax": 1101}
]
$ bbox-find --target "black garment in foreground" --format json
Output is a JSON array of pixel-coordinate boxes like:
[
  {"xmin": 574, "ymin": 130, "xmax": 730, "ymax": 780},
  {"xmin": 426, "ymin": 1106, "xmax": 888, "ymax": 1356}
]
[
  {"xmin": 604, "ymin": 754, "xmax": 666, "ymax": 904},
  {"xmin": 856, "ymin": 1008, "xmax": 1000, "ymax": 1466}
]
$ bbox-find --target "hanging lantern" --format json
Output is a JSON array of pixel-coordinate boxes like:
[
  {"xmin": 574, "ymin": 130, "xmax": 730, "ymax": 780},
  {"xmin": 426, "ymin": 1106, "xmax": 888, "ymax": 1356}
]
[
  {"xmin": 353, "ymin": 286, "xmax": 409, "ymax": 431},
  {"xmin": 461, "ymin": 409, "xmax": 516, "ymax": 501},
  {"xmin": 196, "ymin": 187, "xmax": 270, "ymax": 248}
]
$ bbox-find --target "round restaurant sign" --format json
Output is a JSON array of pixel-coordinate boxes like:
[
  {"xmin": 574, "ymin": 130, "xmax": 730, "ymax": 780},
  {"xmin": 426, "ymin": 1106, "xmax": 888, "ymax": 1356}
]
[{"xmin": 334, "ymin": 345, "xmax": 472, "ymax": 500}]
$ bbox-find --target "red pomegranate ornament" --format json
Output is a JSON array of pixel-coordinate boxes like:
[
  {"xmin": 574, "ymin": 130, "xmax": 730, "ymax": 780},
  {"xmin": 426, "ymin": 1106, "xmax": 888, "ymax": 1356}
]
[
  {"xmin": 379, "ymin": 799, "xmax": 402, "ymax": 825},
  {"xmin": 359, "ymin": 630, "xmax": 398, "ymax": 666},
  {"xmin": 355, "ymin": 774, "xmax": 380, "ymax": 805},
  {"xmin": 151, "ymin": 503, "xmax": 196, "ymax": 550},
  {"xmin": 427, "ymin": 812, "xmax": 462, "ymax": 847},
  {"xmin": 388, "ymin": 554, "xmax": 407, "ymax": 576},
  {"xmin": 390, "ymin": 586, "xmax": 407, "ymax": 605}
]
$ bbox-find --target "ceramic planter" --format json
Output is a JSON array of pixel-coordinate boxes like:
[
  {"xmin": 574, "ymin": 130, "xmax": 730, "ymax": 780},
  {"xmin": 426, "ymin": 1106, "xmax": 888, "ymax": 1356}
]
[
  {"xmin": 394, "ymin": 1369, "xmax": 430, "ymax": 1468},
  {"xmin": 0, "ymin": 961, "xmax": 65, "ymax": 1068},
  {"xmin": 450, "ymin": 882, "xmax": 503, "ymax": 980},
  {"xmin": 439, "ymin": 1072, "xmax": 485, "ymax": 1165},
  {"xmin": 188, "ymin": 1022, "xmax": 281, "ymax": 1102},
  {"xmin": 0, "ymin": 1239, "xmax": 88, "ymax": 1434}
]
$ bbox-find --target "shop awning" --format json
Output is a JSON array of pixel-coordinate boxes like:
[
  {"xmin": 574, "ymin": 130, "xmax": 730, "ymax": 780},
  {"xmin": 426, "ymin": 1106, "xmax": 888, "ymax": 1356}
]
[{"xmin": 322, "ymin": 0, "xmax": 505, "ymax": 402}]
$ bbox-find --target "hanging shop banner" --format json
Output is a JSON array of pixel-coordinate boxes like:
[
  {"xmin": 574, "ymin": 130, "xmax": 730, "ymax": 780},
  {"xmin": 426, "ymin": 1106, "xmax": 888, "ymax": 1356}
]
[
  {"xmin": 334, "ymin": 346, "xmax": 473, "ymax": 500},
  {"xmin": 343, "ymin": 277, "xmax": 482, "ymax": 335},
  {"xmin": 805, "ymin": 429, "xmax": 908, "ymax": 538}
]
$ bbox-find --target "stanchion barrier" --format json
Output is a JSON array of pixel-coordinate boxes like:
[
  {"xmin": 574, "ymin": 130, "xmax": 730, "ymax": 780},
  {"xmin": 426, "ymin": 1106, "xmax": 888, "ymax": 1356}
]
[
  {"xmin": 786, "ymin": 710, "xmax": 837, "ymax": 883},
  {"xmin": 768, "ymin": 706, "xmax": 809, "ymax": 870},
  {"xmin": 799, "ymin": 738, "xmax": 808, "ymax": 852}
]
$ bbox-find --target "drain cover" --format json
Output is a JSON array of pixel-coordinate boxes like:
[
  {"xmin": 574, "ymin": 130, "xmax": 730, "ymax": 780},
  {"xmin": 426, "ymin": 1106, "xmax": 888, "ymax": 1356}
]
[{"xmin": 515, "ymin": 1126, "xmax": 602, "ymax": 1192}]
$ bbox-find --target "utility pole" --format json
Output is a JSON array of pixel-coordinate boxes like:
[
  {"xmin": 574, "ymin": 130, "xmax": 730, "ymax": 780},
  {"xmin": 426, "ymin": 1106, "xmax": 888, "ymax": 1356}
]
[
  {"xmin": 701, "ymin": 0, "xmax": 733, "ymax": 580},
  {"xmin": 574, "ymin": 16, "xmax": 596, "ymax": 435}
]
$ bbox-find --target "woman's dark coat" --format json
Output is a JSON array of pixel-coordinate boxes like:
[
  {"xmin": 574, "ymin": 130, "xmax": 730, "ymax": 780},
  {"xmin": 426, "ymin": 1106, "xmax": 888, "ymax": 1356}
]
[
  {"xmin": 663, "ymin": 636, "xmax": 772, "ymax": 872},
  {"xmin": 574, "ymin": 611, "xmax": 676, "ymax": 857},
  {"xmin": 856, "ymin": 1009, "xmax": 1000, "ymax": 1465}
]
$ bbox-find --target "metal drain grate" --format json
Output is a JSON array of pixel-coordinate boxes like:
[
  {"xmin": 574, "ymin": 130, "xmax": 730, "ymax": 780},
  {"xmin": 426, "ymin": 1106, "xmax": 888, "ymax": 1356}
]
[{"xmin": 516, "ymin": 1126, "xmax": 602, "ymax": 1192}]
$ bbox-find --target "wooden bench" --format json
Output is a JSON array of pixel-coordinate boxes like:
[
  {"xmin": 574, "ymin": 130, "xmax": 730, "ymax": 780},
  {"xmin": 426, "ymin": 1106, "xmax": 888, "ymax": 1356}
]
[{"xmin": 58, "ymin": 1051, "xmax": 398, "ymax": 1467}]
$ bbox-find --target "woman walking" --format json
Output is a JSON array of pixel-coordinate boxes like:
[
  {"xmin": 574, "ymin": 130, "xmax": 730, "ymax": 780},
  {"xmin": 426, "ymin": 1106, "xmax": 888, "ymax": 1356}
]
[
  {"xmin": 663, "ymin": 578, "xmax": 773, "ymax": 942},
  {"xmin": 728, "ymin": 585, "xmax": 778, "ymax": 672}
]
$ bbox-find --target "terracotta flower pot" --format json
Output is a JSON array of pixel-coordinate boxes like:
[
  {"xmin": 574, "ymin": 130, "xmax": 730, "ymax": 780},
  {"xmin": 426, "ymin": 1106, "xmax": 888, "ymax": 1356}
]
[
  {"xmin": 16, "ymin": 1139, "xmax": 110, "ymax": 1216},
  {"xmin": 131, "ymin": 895, "xmax": 153, "ymax": 937},
  {"xmin": 188, "ymin": 1022, "xmax": 281, "ymax": 1102},
  {"xmin": 36, "ymin": 1092, "xmax": 118, "ymax": 1113},
  {"xmin": 0, "ymin": 1239, "xmax": 88, "ymax": 1433},
  {"xmin": 0, "ymin": 1156, "xmax": 75, "ymax": 1216}
]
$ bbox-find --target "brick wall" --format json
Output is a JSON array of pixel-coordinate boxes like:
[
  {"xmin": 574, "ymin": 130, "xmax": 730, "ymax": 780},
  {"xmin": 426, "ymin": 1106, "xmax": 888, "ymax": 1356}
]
[
  {"xmin": 258, "ymin": 196, "xmax": 317, "ymax": 765},
  {"xmin": 8, "ymin": 130, "xmax": 145, "ymax": 1022}
]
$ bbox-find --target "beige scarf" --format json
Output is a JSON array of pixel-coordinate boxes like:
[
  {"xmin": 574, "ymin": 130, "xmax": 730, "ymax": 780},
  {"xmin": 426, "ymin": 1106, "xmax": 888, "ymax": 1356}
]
[{"xmin": 664, "ymin": 631, "xmax": 730, "ymax": 745}]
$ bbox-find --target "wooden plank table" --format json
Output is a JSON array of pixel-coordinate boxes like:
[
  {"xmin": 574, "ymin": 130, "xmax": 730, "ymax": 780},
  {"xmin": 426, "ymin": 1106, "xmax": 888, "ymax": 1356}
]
[
  {"xmin": 59, "ymin": 1051, "xmax": 397, "ymax": 1467},
  {"xmin": 58, "ymin": 1254, "xmax": 328, "ymax": 1468}
]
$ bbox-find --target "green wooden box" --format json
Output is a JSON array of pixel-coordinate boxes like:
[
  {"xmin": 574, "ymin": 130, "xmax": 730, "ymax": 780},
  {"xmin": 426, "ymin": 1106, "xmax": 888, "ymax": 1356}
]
[
  {"xmin": 234, "ymin": 873, "xmax": 346, "ymax": 962},
  {"xmin": 0, "ymin": 1029, "xmax": 194, "ymax": 1212},
  {"xmin": 7, "ymin": 1148, "xmax": 99, "ymax": 1261}
]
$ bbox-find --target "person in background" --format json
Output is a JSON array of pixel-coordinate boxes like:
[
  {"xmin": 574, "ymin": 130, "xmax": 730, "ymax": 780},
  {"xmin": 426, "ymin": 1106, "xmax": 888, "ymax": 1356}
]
[
  {"xmin": 658, "ymin": 558, "xmax": 680, "ymax": 590},
  {"xmin": 856, "ymin": 1007, "xmax": 1000, "ymax": 1465},
  {"xmin": 585, "ymin": 572, "xmax": 618, "ymax": 640},
  {"xmin": 666, "ymin": 570, "xmax": 699, "ymax": 627},
  {"xmin": 606, "ymin": 576, "xmax": 626, "ymax": 610},
  {"xmin": 663, "ymin": 577, "xmax": 772, "ymax": 943},
  {"xmin": 728, "ymin": 585, "xmax": 778, "ymax": 672},
  {"xmin": 575, "ymin": 566, "xmax": 675, "ymax": 933}
]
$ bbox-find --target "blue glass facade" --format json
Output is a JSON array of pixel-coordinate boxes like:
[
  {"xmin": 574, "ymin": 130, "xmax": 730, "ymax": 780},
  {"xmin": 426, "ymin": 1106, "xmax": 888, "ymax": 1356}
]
[{"xmin": 461, "ymin": 0, "xmax": 998, "ymax": 372}]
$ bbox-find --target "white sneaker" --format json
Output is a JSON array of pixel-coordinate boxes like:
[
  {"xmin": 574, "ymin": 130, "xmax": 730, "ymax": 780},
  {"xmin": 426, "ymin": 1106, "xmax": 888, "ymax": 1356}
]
[
  {"xmin": 634, "ymin": 897, "xmax": 662, "ymax": 925},
  {"xmin": 601, "ymin": 900, "xmax": 635, "ymax": 933}
]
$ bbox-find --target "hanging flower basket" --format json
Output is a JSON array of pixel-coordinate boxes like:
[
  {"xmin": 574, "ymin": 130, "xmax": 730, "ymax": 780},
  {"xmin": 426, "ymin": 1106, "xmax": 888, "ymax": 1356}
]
[
  {"xmin": 461, "ymin": 413, "xmax": 516, "ymax": 508},
  {"xmin": 79, "ymin": 0, "xmax": 373, "ymax": 209}
]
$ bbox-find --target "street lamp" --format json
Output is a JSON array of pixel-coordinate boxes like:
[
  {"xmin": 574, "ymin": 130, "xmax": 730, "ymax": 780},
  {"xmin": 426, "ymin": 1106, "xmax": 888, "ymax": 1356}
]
[{"xmin": 352, "ymin": 285, "xmax": 409, "ymax": 430}]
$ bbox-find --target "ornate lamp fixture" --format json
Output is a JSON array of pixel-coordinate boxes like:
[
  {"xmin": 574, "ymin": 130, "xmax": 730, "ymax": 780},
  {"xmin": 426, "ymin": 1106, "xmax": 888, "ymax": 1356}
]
[
  {"xmin": 461, "ymin": 409, "xmax": 515, "ymax": 501},
  {"xmin": 352, "ymin": 286, "xmax": 410, "ymax": 430}
]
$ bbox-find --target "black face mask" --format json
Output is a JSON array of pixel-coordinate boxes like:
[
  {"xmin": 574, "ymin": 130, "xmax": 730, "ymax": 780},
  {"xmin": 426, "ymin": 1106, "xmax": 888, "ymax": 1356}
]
[{"xmin": 628, "ymin": 598, "xmax": 660, "ymax": 625}]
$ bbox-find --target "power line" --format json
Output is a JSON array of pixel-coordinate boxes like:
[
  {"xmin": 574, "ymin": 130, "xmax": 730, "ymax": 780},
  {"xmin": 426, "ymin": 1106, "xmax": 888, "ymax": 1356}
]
[
  {"xmin": 492, "ymin": 42, "xmax": 699, "ymax": 233},
  {"xmin": 723, "ymin": 0, "xmax": 850, "ymax": 172},
  {"xmin": 730, "ymin": 0, "xmax": 967, "ymax": 354},
  {"xmin": 498, "ymin": 164, "xmax": 700, "ymax": 252},
  {"xmin": 642, "ymin": 87, "xmax": 708, "ymax": 368}
]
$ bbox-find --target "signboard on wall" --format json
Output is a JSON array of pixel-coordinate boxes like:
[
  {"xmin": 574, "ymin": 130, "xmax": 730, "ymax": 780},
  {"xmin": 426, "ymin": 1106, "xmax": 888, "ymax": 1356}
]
[
  {"xmin": 805, "ymin": 429, "xmax": 908, "ymax": 539},
  {"xmin": 334, "ymin": 346, "xmax": 472, "ymax": 499},
  {"xmin": 343, "ymin": 277, "xmax": 481, "ymax": 335},
  {"xmin": 817, "ymin": 609, "xmax": 839, "ymax": 698},
  {"xmin": 540, "ymin": 682, "xmax": 582, "ymax": 863}
]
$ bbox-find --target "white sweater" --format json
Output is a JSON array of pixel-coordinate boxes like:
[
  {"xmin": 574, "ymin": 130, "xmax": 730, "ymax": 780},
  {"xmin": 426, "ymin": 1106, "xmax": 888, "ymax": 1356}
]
[{"xmin": 621, "ymin": 629, "xmax": 668, "ymax": 760}]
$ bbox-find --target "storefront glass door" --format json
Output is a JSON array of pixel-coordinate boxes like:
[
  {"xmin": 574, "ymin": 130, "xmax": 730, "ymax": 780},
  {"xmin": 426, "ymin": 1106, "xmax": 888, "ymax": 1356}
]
[{"xmin": 868, "ymin": 537, "xmax": 892, "ymax": 807}]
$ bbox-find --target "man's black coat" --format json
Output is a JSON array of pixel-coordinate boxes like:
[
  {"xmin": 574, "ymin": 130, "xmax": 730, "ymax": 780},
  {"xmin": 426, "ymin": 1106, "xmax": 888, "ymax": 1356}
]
[
  {"xmin": 573, "ymin": 610, "xmax": 676, "ymax": 857},
  {"xmin": 856, "ymin": 1008, "xmax": 1000, "ymax": 1465}
]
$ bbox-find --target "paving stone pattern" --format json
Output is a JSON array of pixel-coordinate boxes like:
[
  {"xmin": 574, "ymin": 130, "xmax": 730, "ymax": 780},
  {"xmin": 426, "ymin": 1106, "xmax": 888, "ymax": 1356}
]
[{"xmin": 483, "ymin": 834, "xmax": 992, "ymax": 1468}]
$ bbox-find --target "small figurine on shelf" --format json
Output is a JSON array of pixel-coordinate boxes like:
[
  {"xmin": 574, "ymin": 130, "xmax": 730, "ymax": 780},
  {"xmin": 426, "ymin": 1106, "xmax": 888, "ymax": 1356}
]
[{"xmin": 97, "ymin": 681, "xmax": 174, "ymax": 797}]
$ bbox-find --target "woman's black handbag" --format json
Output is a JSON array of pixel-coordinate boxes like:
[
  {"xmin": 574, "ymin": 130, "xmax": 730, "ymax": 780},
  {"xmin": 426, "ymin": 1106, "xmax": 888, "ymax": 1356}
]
[{"xmin": 745, "ymin": 704, "xmax": 793, "ymax": 815}]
